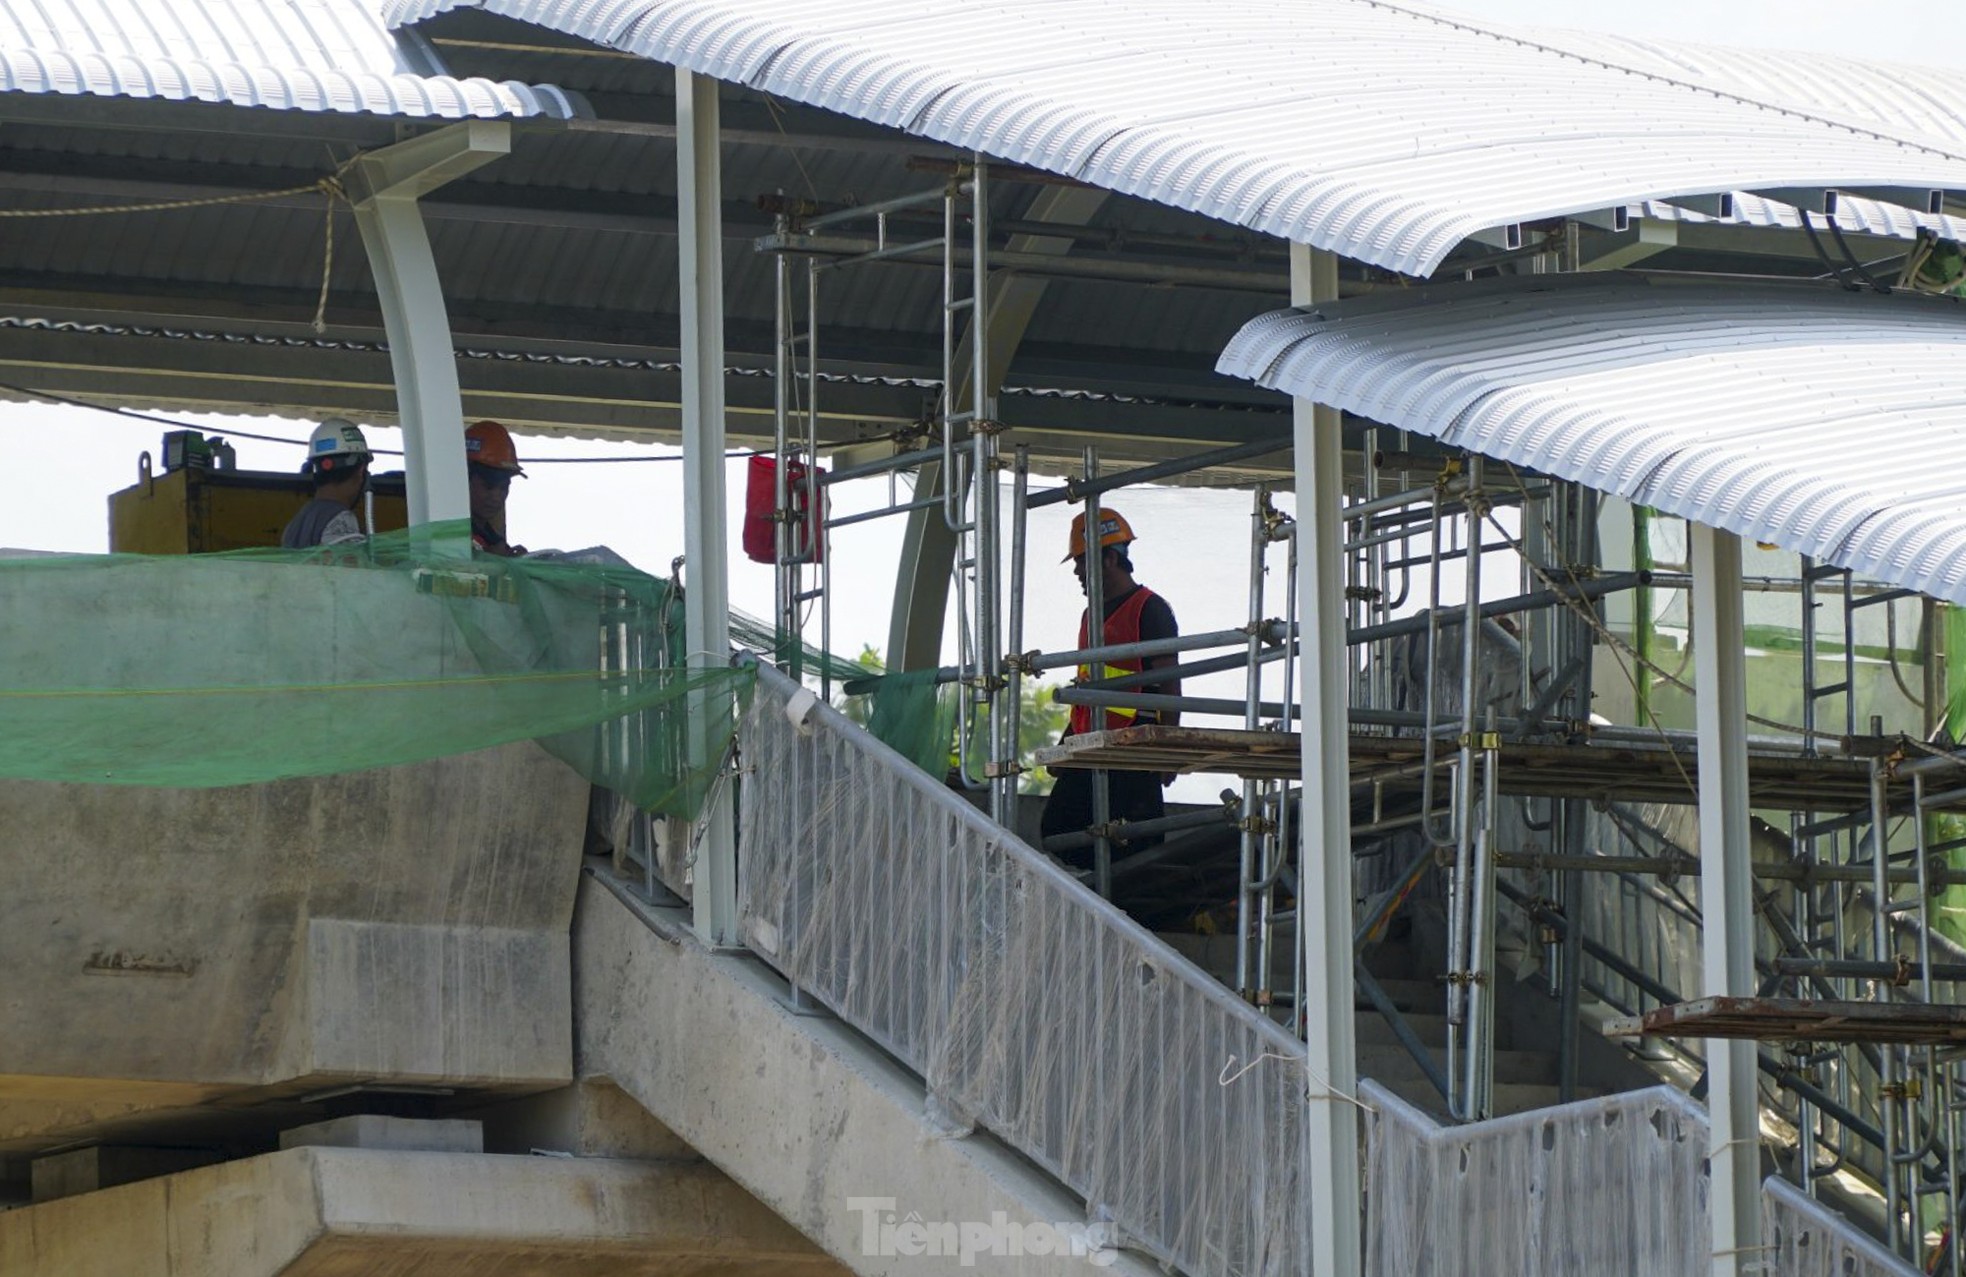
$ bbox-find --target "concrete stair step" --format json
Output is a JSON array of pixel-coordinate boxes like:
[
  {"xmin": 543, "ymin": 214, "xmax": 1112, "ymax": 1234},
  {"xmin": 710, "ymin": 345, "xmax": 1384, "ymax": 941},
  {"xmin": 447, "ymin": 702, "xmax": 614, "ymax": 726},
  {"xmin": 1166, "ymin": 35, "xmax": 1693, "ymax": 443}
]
[
  {"xmin": 1359, "ymin": 1044, "xmax": 1557, "ymax": 1087},
  {"xmin": 1354, "ymin": 1009, "xmax": 1518, "ymax": 1051},
  {"xmin": 1375, "ymin": 1073, "xmax": 1602, "ymax": 1121}
]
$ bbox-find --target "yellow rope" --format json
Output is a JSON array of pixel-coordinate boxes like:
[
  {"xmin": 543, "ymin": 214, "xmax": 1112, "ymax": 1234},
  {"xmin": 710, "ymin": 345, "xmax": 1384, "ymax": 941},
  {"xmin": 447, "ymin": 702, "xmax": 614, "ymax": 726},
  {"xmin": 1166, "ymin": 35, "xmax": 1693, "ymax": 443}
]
[{"xmin": 0, "ymin": 177, "xmax": 338, "ymax": 219}]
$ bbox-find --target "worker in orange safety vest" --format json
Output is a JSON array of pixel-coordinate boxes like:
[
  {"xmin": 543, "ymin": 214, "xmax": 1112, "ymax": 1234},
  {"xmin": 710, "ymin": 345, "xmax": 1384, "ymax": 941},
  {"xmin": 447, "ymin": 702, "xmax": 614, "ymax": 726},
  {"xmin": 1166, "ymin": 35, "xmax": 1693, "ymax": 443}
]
[{"xmin": 1039, "ymin": 507, "xmax": 1181, "ymax": 867}]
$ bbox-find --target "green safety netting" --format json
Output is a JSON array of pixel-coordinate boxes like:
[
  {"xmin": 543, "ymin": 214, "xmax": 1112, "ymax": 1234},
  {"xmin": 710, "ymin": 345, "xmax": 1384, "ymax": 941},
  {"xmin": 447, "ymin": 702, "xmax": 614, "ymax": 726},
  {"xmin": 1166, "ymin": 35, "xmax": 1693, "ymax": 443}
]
[
  {"xmin": 0, "ymin": 521, "xmax": 750, "ymax": 818},
  {"xmin": 725, "ymin": 610, "xmax": 962, "ymax": 778}
]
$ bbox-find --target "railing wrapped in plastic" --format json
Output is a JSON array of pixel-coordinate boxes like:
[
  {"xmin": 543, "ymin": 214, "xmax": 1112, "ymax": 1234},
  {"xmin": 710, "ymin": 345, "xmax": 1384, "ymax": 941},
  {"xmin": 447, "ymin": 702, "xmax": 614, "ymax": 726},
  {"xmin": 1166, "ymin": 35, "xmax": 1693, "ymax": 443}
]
[
  {"xmin": 1365, "ymin": 1080, "xmax": 1917, "ymax": 1277},
  {"xmin": 739, "ymin": 664, "xmax": 1312, "ymax": 1274}
]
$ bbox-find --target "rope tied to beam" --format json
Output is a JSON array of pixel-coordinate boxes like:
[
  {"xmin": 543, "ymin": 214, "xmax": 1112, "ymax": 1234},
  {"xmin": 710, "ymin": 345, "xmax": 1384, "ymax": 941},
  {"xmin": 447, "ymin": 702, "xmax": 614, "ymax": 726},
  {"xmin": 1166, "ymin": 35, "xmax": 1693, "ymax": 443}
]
[{"xmin": 0, "ymin": 153, "xmax": 366, "ymax": 334}]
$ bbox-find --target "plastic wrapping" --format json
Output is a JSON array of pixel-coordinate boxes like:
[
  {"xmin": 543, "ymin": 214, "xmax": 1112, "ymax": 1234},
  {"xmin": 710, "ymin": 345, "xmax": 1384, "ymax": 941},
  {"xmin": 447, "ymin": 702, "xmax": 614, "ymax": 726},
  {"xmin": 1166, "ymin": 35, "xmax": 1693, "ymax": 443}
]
[
  {"xmin": 1762, "ymin": 1178, "xmax": 1916, "ymax": 1277},
  {"xmin": 740, "ymin": 665, "xmax": 1312, "ymax": 1274},
  {"xmin": 1364, "ymin": 1082, "xmax": 1708, "ymax": 1277}
]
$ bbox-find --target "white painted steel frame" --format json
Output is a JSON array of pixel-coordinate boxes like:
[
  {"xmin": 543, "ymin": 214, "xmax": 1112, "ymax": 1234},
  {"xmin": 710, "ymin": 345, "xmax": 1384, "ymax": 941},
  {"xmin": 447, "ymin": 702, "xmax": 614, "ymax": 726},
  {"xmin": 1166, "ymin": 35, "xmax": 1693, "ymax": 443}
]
[
  {"xmin": 1691, "ymin": 525, "xmax": 1762, "ymax": 1275},
  {"xmin": 1291, "ymin": 242, "xmax": 1362, "ymax": 1276},
  {"xmin": 348, "ymin": 121, "xmax": 508, "ymax": 534},
  {"xmin": 677, "ymin": 67, "xmax": 738, "ymax": 945}
]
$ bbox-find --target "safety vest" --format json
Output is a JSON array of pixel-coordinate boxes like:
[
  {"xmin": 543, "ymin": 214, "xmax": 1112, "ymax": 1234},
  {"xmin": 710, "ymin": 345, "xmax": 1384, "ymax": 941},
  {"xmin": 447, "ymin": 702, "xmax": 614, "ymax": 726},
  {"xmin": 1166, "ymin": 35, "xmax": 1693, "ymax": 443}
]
[{"xmin": 1070, "ymin": 586, "xmax": 1159, "ymax": 736}]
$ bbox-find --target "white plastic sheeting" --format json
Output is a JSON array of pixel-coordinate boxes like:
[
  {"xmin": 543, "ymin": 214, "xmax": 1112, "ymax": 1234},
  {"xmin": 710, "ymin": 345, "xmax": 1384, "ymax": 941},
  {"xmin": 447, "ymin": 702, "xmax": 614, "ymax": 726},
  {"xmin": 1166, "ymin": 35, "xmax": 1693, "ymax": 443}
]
[
  {"xmin": 1366, "ymin": 1081, "xmax": 1916, "ymax": 1277},
  {"xmin": 1218, "ymin": 276, "xmax": 1966, "ymax": 607},
  {"xmin": 1763, "ymin": 1178, "xmax": 1918, "ymax": 1277},
  {"xmin": 1363, "ymin": 1082, "xmax": 1709, "ymax": 1276},
  {"xmin": 739, "ymin": 664, "xmax": 1312, "ymax": 1275},
  {"xmin": 0, "ymin": 0, "xmax": 578, "ymax": 118},
  {"xmin": 382, "ymin": 0, "xmax": 1966, "ymax": 276}
]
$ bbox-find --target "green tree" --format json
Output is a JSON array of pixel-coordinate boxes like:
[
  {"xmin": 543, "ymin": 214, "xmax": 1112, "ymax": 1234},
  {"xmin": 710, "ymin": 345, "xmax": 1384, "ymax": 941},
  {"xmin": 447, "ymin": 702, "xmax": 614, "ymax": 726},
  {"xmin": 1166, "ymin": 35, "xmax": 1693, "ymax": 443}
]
[{"xmin": 841, "ymin": 646, "xmax": 1068, "ymax": 792}]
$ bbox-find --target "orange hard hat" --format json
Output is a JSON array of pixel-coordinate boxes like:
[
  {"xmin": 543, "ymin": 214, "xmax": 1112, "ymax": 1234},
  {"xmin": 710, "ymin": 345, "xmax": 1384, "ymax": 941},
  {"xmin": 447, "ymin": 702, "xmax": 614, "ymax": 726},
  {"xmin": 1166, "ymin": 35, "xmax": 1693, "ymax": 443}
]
[
  {"xmin": 1064, "ymin": 507, "xmax": 1135, "ymax": 561},
  {"xmin": 464, "ymin": 420, "xmax": 525, "ymax": 474}
]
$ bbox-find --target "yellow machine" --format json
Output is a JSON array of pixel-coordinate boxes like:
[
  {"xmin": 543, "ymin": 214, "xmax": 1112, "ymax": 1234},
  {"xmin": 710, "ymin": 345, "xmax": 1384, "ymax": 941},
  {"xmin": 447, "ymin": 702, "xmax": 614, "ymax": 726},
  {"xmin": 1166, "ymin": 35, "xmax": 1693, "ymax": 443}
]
[{"xmin": 108, "ymin": 432, "xmax": 408, "ymax": 554}]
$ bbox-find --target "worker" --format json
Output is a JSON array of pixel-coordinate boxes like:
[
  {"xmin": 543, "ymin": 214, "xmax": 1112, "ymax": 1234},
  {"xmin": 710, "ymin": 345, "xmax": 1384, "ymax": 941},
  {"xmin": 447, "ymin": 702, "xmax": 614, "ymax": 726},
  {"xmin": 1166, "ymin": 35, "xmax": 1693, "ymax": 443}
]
[
  {"xmin": 1040, "ymin": 507, "xmax": 1181, "ymax": 867},
  {"xmin": 465, "ymin": 420, "xmax": 528, "ymax": 556},
  {"xmin": 281, "ymin": 418, "xmax": 372, "ymax": 548}
]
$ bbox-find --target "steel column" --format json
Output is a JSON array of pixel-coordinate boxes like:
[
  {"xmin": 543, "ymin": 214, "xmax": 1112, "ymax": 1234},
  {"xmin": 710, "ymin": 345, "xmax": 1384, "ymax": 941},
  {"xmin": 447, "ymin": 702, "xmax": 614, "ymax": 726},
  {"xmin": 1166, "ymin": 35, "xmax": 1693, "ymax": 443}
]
[
  {"xmin": 1291, "ymin": 242, "xmax": 1361, "ymax": 1277},
  {"xmin": 347, "ymin": 120, "xmax": 508, "ymax": 539},
  {"xmin": 1691, "ymin": 523, "xmax": 1761, "ymax": 1275},
  {"xmin": 677, "ymin": 69, "xmax": 737, "ymax": 946}
]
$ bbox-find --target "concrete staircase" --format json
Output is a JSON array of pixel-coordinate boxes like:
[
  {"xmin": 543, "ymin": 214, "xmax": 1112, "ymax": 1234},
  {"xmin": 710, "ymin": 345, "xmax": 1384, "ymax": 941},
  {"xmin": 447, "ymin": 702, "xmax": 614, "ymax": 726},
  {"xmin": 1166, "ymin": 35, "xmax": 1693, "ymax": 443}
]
[{"xmin": 1157, "ymin": 926, "xmax": 1592, "ymax": 1120}]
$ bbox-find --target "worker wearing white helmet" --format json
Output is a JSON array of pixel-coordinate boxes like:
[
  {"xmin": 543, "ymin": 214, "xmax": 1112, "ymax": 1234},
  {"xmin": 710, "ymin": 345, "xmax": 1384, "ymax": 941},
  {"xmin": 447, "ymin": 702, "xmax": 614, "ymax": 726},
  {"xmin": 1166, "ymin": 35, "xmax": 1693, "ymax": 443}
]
[{"xmin": 280, "ymin": 418, "xmax": 373, "ymax": 549}]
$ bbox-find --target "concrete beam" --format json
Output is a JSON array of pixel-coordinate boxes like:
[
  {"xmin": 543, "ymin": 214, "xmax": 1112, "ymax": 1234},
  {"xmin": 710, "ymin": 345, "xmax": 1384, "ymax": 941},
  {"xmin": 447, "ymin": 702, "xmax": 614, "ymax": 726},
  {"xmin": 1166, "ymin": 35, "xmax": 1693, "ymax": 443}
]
[
  {"xmin": 0, "ymin": 1145, "xmax": 842, "ymax": 1276},
  {"xmin": 574, "ymin": 873, "xmax": 1159, "ymax": 1276}
]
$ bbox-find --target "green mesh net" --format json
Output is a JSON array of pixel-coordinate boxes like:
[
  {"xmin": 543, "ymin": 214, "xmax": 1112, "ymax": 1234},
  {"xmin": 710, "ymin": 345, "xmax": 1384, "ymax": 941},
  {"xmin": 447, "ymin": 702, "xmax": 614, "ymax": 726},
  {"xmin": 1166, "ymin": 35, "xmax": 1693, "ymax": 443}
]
[{"xmin": 0, "ymin": 521, "xmax": 751, "ymax": 818}]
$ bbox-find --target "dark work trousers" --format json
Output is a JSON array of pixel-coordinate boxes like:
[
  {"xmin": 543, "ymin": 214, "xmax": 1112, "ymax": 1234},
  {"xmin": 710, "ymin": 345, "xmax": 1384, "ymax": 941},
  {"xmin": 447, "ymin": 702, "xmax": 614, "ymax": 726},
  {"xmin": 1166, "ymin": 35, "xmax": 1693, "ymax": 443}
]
[{"xmin": 1040, "ymin": 766, "xmax": 1167, "ymax": 872}]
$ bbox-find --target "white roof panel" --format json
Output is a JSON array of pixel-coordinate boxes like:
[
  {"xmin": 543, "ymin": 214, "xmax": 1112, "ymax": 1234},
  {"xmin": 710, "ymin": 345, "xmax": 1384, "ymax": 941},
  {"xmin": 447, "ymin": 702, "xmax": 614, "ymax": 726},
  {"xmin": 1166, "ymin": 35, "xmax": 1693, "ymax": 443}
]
[
  {"xmin": 0, "ymin": 0, "xmax": 580, "ymax": 119},
  {"xmin": 1217, "ymin": 276, "xmax": 1966, "ymax": 604},
  {"xmin": 385, "ymin": 0, "xmax": 1966, "ymax": 274}
]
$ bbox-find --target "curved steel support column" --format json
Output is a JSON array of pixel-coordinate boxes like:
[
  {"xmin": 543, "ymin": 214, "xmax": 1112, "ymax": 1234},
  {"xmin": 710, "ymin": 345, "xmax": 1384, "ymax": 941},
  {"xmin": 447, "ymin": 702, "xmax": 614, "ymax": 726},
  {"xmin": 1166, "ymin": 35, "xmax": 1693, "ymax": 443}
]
[
  {"xmin": 1292, "ymin": 242, "xmax": 1362, "ymax": 1276},
  {"xmin": 348, "ymin": 120, "xmax": 509, "ymax": 537},
  {"xmin": 675, "ymin": 69, "xmax": 738, "ymax": 946},
  {"xmin": 886, "ymin": 187, "xmax": 1111, "ymax": 671},
  {"xmin": 1691, "ymin": 523, "xmax": 1762, "ymax": 1275}
]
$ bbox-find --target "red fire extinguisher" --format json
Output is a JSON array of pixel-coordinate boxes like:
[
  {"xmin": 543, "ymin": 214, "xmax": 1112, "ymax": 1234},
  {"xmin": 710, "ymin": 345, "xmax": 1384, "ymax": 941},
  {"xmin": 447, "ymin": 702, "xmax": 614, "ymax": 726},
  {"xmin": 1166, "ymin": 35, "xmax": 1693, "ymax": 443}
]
[{"xmin": 743, "ymin": 455, "xmax": 825, "ymax": 565}]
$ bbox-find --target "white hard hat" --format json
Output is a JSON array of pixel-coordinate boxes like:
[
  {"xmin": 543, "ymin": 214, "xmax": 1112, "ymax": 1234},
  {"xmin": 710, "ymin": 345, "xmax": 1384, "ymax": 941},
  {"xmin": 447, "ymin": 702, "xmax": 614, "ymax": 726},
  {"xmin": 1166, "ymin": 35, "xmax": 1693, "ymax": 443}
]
[{"xmin": 306, "ymin": 418, "xmax": 372, "ymax": 473}]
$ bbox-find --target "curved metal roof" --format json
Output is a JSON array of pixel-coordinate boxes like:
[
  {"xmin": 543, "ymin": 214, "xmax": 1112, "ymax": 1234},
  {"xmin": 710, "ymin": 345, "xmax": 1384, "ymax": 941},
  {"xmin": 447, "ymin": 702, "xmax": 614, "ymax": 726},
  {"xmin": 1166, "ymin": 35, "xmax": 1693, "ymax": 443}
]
[
  {"xmin": 0, "ymin": 0, "xmax": 581, "ymax": 119},
  {"xmin": 1216, "ymin": 276, "xmax": 1966, "ymax": 605},
  {"xmin": 384, "ymin": 0, "xmax": 1966, "ymax": 275}
]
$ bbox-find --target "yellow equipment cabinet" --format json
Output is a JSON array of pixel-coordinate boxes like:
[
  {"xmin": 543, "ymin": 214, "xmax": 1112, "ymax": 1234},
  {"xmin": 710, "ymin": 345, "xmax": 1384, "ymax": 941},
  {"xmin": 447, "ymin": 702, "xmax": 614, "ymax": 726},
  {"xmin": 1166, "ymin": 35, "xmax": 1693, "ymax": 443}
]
[{"xmin": 109, "ymin": 456, "xmax": 410, "ymax": 554}]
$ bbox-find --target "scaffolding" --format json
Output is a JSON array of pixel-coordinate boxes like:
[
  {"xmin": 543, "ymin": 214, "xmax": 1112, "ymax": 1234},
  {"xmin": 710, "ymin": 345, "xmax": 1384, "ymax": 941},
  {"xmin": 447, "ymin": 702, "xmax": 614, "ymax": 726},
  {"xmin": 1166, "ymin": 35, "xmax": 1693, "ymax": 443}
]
[{"xmin": 754, "ymin": 179, "xmax": 1966, "ymax": 1271}]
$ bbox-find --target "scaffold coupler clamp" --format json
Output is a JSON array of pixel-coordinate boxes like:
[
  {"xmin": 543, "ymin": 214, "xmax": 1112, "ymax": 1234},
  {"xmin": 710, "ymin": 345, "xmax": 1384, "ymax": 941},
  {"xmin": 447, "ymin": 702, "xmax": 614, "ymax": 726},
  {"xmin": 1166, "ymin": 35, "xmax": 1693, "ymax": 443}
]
[
  {"xmin": 1003, "ymin": 650, "xmax": 1041, "ymax": 677},
  {"xmin": 1432, "ymin": 457, "xmax": 1463, "ymax": 494},
  {"xmin": 983, "ymin": 759, "xmax": 1022, "ymax": 780},
  {"xmin": 1892, "ymin": 953, "xmax": 1914, "ymax": 987},
  {"xmin": 1458, "ymin": 731, "xmax": 1502, "ymax": 750}
]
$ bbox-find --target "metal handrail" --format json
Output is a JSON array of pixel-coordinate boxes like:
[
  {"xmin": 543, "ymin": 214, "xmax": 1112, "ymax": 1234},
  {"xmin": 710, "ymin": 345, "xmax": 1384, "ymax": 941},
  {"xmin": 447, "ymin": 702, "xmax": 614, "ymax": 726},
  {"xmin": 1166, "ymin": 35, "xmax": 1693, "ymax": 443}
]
[{"xmin": 738, "ymin": 663, "xmax": 1314, "ymax": 1275}]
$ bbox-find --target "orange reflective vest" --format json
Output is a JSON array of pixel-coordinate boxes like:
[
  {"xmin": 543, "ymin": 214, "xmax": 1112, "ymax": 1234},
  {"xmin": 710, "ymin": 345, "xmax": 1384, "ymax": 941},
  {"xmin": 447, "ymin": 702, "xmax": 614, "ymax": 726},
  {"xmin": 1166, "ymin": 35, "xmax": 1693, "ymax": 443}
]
[{"xmin": 1070, "ymin": 586, "xmax": 1160, "ymax": 736}]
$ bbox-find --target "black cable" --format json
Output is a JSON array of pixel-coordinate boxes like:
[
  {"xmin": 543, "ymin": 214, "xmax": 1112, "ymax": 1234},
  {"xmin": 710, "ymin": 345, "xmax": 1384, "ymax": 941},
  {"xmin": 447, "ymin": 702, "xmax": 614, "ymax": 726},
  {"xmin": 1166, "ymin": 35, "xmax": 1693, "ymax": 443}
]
[
  {"xmin": 1824, "ymin": 213, "xmax": 1893, "ymax": 294},
  {"xmin": 1797, "ymin": 210, "xmax": 1862, "ymax": 292},
  {"xmin": 0, "ymin": 379, "xmax": 767, "ymax": 463}
]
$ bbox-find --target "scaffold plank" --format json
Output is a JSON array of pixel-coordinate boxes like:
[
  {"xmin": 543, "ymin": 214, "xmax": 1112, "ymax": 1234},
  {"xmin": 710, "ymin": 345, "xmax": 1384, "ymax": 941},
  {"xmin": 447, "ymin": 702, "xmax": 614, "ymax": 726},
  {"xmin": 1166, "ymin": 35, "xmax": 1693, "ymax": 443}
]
[
  {"xmin": 1605, "ymin": 997, "xmax": 1966, "ymax": 1046},
  {"xmin": 1032, "ymin": 726, "xmax": 1957, "ymax": 812}
]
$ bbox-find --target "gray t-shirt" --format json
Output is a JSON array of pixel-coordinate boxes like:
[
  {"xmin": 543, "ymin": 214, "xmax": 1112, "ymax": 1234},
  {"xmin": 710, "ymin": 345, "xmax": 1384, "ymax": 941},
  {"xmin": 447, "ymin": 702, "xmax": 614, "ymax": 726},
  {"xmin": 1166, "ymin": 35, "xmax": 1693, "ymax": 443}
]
[{"xmin": 280, "ymin": 499, "xmax": 363, "ymax": 549}]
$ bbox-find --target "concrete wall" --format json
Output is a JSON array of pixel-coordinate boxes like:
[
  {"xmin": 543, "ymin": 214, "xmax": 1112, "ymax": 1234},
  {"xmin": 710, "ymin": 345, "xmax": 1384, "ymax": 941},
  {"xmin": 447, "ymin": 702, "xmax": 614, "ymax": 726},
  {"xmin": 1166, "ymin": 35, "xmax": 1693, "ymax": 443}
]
[
  {"xmin": 0, "ymin": 1145, "xmax": 845, "ymax": 1276},
  {"xmin": 0, "ymin": 741, "xmax": 590, "ymax": 1149}
]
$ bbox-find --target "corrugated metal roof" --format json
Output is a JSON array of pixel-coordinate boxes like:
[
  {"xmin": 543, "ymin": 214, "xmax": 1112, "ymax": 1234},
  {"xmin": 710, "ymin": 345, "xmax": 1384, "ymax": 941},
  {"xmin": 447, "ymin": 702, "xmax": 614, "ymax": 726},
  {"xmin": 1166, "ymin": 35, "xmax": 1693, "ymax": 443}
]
[
  {"xmin": 0, "ymin": 0, "xmax": 582, "ymax": 119},
  {"xmin": 1635, "ymin": 191, "xmax": 1966, "ymax": 244},
  {"xmin": 383, "ymin": 0, "xmax": 1966, "ymax": 276},
  {"xmin": 1529, "ymin": 29, "xmax": 1966, "ymax": 152},
  {"xmin": 1216, "ymin": 276, "xmax": 1966, "ymax": 605}
]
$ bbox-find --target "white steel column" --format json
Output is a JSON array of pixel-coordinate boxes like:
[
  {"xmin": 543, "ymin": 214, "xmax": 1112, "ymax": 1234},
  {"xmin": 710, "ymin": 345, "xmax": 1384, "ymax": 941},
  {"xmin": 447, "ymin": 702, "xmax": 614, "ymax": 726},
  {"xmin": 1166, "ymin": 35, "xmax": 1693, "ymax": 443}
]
[
  {"xmin": 1291, "ymin": 241, "xmax": 1362, "ymax": 1276},
  {"xmin": 677, "ymin": 69, "xmax": 737, "ymax": 946},
  {"xmin": 347, "ymin": 121, "xmax": 508, "ymax": 535},
  {"xmin": 1691, "ymin": 523, "xmax": 1761, "ymax": 1275}
]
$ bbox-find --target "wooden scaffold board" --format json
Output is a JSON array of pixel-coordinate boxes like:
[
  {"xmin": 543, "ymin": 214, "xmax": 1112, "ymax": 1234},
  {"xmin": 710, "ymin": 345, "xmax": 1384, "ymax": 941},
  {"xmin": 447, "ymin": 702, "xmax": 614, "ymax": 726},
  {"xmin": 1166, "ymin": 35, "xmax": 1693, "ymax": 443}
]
[
  {"xmin": 1032, "ymin": 725, "xmax": 1953, "ymax": 812},
  {"xmin": 1606, "ymin": 996, "xmax": 1966, "ymax": 1046}
]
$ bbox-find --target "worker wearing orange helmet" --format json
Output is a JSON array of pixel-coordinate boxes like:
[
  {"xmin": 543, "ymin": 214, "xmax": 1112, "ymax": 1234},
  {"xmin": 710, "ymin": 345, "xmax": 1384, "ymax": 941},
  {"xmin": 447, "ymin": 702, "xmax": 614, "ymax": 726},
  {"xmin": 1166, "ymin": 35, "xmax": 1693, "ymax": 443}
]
[
  {"xmin": 464, "ymin": 420, "xmax": 527, "ymax": 557},
  {"xmin": 1040, "ymin": 507, "xmax": 1181, "ymax": 865}
]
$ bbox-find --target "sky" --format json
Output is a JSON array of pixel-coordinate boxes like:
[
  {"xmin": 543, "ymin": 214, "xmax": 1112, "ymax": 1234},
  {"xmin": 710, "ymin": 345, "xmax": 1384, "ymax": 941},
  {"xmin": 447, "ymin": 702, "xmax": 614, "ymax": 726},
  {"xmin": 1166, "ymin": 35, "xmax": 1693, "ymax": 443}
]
[{"xmin": 0, "ymin": 0, "xmax": 1956, "ymax": 794}]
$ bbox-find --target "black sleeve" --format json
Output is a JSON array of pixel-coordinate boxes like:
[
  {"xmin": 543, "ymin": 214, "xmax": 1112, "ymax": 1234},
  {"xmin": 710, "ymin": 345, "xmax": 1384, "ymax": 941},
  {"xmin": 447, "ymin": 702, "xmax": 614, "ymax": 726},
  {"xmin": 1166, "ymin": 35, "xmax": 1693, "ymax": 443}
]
[
  {"xmin": 1137, "ymin": 593, "xmax": 1178, "ymax": 644},
  {"xmin": 1136, "ymin": 594, "xmax": 1180, "ymax": 704}
]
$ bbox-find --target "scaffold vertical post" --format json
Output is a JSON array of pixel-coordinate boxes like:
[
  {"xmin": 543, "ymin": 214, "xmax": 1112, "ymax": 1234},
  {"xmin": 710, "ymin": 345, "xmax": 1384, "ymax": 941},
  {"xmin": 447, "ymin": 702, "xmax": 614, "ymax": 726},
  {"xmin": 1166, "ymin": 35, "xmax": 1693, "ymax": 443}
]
[
  {"xmin": 1691, "ymin": 522, "xmax": 1760, "ymax": 1275},
  {"xmin": 677, "ymin": 67, "xmax": 736, "ymax": 946},
  {"xmin": 1291, "ymin": 241, "xmax": 1362, "ymax": 1276}
]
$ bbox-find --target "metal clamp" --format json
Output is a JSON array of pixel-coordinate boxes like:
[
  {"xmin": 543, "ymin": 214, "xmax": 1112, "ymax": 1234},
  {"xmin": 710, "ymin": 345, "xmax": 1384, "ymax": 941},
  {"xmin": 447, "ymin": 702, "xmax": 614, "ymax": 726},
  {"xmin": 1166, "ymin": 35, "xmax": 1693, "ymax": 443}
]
[{"xmin": 1458, "ymin": 732, "xmax": 1502, "ymax": 750}]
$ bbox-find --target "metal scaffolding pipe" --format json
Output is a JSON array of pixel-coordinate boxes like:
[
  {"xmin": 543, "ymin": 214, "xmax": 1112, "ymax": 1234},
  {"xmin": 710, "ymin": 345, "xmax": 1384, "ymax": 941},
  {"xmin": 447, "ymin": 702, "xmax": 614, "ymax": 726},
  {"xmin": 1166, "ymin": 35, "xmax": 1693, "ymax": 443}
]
[
  {"xmin": 1347, "ymin": 572, "xmax": 1651, "ymax": 646},
  {"xmin": 1025, "ymin": 436, "xmax": 1293, "ymax": 509},
  {"xmin": 1040, "ymin": 804, "xmax": 1237, "ymax": 853}
]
